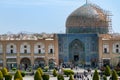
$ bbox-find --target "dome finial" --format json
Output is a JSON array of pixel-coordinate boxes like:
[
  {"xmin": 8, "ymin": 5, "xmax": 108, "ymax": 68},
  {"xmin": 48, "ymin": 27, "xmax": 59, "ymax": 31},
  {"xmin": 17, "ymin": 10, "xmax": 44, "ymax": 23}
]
[
  {"xmin": 86, "ymin": 0, "xmax": 88, "ymax": 4},
  {"xmin": 86, "ymin": 0, "xmax": 89, "ymax": 4}
]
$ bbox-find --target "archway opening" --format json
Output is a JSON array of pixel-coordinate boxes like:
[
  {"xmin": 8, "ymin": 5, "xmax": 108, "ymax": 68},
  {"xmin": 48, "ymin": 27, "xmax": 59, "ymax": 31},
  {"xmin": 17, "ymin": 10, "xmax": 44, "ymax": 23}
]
[
  {"xmin": 20, "ymin": 58, "xmax": 31, "ymax": 71},
  {"xmin": 49, "ymin": 59, "xmax": 55, "ymax": 69},
  {"xmin": 34, "ymin": 58, "xmax": 45, "ymax": 69}
]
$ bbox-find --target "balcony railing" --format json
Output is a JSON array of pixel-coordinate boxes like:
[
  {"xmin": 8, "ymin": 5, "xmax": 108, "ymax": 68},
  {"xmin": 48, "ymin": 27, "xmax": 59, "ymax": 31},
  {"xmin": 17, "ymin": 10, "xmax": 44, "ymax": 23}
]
[
  {"xmin": 34, "ymin": 53, "xmax": 45, "ymax": 57},
  {"xmin": 6, "ymin": 53, "xmax": 17, "ymax": 56},
  {"xmin": 20, "ymin": 53, "xmax": 31, "ymax": 56},
  {"xmin": 34, "ymin": 52, "xmax": 45, "ymax": 54}
]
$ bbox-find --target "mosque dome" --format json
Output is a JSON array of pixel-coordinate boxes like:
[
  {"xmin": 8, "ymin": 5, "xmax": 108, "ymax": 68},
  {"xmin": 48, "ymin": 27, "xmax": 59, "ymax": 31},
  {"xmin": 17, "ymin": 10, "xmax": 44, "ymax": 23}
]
[{"xmin": 66, "ymin": 3, "xmax": 110, "ymax": 34}]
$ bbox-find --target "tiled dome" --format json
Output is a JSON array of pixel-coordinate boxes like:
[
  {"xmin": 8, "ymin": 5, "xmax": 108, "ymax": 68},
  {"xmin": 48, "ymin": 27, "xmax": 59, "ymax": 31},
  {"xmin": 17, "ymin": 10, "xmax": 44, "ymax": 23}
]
[{"xmin": 66, "ymin": 3, "xmax": 109, "ymax": 34}]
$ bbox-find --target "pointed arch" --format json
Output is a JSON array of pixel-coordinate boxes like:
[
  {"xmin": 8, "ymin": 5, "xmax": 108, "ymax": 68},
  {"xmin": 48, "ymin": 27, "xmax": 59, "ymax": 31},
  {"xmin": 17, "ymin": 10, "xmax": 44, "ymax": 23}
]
[{"xmin": 69, "ymin": 39, "xmax": 85, "ymax": 64}]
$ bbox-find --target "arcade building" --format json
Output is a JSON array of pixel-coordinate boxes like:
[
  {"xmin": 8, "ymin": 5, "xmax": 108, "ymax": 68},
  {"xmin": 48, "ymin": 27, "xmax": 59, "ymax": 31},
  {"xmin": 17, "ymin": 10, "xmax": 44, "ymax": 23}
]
[{"xmin": 0, "ymin": 2, "xmax": 120, "ymax": 70}]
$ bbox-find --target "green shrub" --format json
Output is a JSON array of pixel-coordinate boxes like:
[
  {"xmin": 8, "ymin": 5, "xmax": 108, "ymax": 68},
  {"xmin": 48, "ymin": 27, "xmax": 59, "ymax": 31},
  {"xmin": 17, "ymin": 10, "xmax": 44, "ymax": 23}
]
[
  {"xmin": 69, "ymin": 74, "xmax": 74, "ymax": 80},
  {"xmin": 63, "ymin": 70, "xmax": 74, "ymax": 77},
  {"xmin": 93, "ymin": 69, "xmax": 99, "ymax": 80},
  {"xmin": 111, "ymin": 70, "xmax": 118, "ymax": 80},
  {"xmin": 103, "ymin": 75, "xmax": 107, "ymax": 80},
  {"xmin": 5, "ymin": 74, "xmax": 12, "ymax": 80},
  {"xmin": 1, "ymin": 68, "xmax": 8, "ymax": 77},
  {"xmin": 37, "ymin": 68, "xmax": 43, "ymax": 76},
  {"xmin": 14, "ymin": 70, "xmax": 23, "ymax": 80},
  {"xmin": 34, "ymin": 70, "xmax": 42, "ymax": 80},
  {"xmin": 44, "ymin": 66, "xmax": 49, "ymax": 72},
  {"xmin": 12, "ymin": 68, "xmax": 16, "ymax": 72},
  {"xmin": 21, "ymin": 71, "xmax": 26, "ymax": 77},
  {"xmin": 42, "ymin": 74, "xmax": 50, "ymax": 80},
  {"xmin": 53, "ymin": 69, "xmax": 57, "ymax": 77},
  {"xmin": 117, "ymin": 71, "xmax": 120, "ymax": 76},
  {"xmin": 57, "ymin": 74, "xmax": 64, "ymax": 80},
  {"xmin": 104, "ymin": 65, "xmax": 111, "ymax": 76},
  {"xmin": 0, "ymin": 71, "xmax": 3, "ymax": 80}
]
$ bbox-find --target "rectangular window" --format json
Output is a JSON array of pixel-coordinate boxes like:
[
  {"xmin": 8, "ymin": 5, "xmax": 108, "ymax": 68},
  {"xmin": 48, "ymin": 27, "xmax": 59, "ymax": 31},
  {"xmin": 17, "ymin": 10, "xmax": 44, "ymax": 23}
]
[
  {"xmin": 104, "ymin": 48, "xmax": 107, "ymax": 53},
  {"xmin": 24, "ymin": 49, "xmax": 27, "ymax": 53},
  {"xmin": 38, "ymin": 49, "xmax": 41, "ymax": 54},
  {"xmin": 116, "ymin": 45, "xmax": 119, "ymax": 48},
  {"xmin": 103, "ymin": 44, "xmax": 109, "ymax": 53},
  {"xmin": 116, "ymin": 49, "xmax": 119, "ymax": 53},
  {"xmin": 38, "ymin": 45, "xmax": 41, "ymax": 48},
  {"xmin": 10, "ymin": 49, "xmax": 13, "ymax": 53},
  {"xmin": 50, "ymin": 49, "xmax": 53, "ymax": 53}
]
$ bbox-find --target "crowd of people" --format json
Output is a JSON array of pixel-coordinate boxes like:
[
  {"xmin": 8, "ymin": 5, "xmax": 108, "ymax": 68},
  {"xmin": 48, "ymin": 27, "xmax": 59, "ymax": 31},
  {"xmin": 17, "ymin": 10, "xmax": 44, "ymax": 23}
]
[{"xmin": 74, "ymin": 71, "xmax": 92, "ymax": 80}]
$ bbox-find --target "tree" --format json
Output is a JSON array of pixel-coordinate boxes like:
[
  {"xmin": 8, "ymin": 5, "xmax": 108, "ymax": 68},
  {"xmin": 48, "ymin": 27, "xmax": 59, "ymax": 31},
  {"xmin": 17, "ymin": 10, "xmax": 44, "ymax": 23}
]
[
  {"xmin": 93, "ymin": 69, "xmax": 99, "ymax": 80},
  {"xmin": 1, "ymin": 68, "xmax": 8, "ymax": 77},
  {"xmin": 34, "ymin": 70, "xmax": 42, "ymax": 80},
  {"xmin": 111, "ymin": 70, "xmax": 118, "ymax": 80},
  {"xmin": 104, "ymin": 65, "xmax": 111, "ymax": 76},
  {"xmin": 53, "ymin": 69, "xmax": 57, "ymax": 77},
  {"xmin": 0, "ymin": 71, "xmax": 3, "ymax": 80},
  {"xmin": 14, "ymin": 70, "xmax": 23, "ymax": 80}
]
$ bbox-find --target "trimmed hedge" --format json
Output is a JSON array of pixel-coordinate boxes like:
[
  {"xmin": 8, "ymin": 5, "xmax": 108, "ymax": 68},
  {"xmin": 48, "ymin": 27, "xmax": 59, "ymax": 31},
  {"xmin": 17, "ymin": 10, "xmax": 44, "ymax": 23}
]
[
  {"xmin": 93, "ymin": 69, "xmax": 99, "ymax": 80},
  {"xmin": 43, "ymin": 66, "xmax": 49, "ymax": 72},
  {"xmin": 104, "ymin": 66, "xmax": 111, "ymax": 76},
  {"xmin": 53, "ymin": 69, "xmax": 57, "ymax": 77},
  {"xmin": 37, "ymin": 68, "xmax": 43, "ymax": 76},
  {"xmin": 5, "ymin": 74, "xmax": 12, "ymax": 80},
  {"xmin": 12, "ymin": 68, "xmax": 16, "ymax": 72},
  {"xmin": 111, "ymin": 70, "xmax": 118, "ymax": 80},
  {"xmin": 1, "ymin": 68, "xmax": 8, "ymax": 77},
  {"xmin": 21, "ymin": 71, "xmax": 26, "ymax": 77},
  {"xmin": 69, "ymin": 74, "xmax": 74, "ymax": 80},
  {"xmin": 57, "ymin": 74, "xmax": 64, "ymax": 80},
  {"xmin": 14, "ymin": 70, "xmax": 23, "ymax": 80},
  {"xmin": 34, "ymin": 70, "xmax": 42, "ymax": 80},
  {"xmin": 42, "ymin": 74, "xmax": 50, "ymax": 80},
  {"xmin": 0, "ymin": 71, "xmax": 3, "ymax": 80},
  {"xmin": 63, "ymin": 70, "xmax": 74, "ymax": 77},
  {"xmin": 117, "ymin": 71, "xmax": 120, "ymax": 76},
  {"xmin": 103, "ymin": 75, "xmax": 107, "ymax": 80}
]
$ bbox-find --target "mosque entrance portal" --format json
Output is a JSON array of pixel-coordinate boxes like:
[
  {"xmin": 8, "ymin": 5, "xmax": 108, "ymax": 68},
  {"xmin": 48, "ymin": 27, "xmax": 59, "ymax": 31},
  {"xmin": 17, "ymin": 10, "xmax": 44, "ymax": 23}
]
[
  {"xmin": 69, "ymin": 39, "xmax": 84, "ymax": 64},
  {"xmin": 74, "ymin": 55, "xmax": 79, "ymax": 61}
]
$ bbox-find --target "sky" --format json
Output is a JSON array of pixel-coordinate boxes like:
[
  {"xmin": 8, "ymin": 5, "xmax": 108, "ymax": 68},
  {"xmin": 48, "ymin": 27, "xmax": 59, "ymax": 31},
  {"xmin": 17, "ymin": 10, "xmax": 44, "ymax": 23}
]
[{"xmin": 0, "ymin": 0, "xmax": 120, "ymax": 34}]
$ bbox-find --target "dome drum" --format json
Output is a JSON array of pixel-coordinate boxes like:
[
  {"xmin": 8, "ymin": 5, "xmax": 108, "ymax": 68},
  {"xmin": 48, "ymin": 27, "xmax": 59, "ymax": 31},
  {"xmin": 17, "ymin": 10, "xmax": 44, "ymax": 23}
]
[
  {"xmin": 66, "ymin": 16, "xmax": 108, "ymax": 27},
  {"xmin": 66, "ymin": 27, "xmax": 109, "ymax": 34}
]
